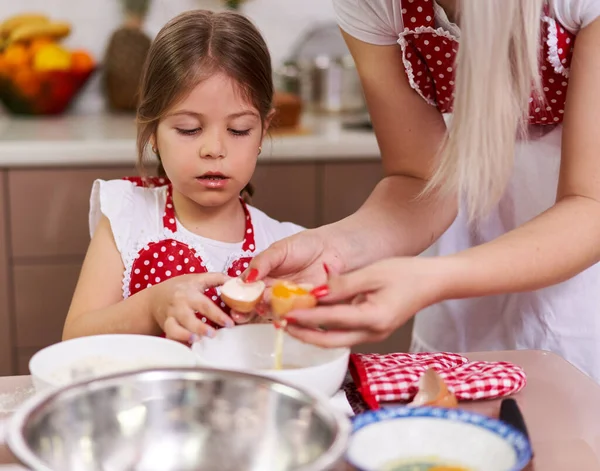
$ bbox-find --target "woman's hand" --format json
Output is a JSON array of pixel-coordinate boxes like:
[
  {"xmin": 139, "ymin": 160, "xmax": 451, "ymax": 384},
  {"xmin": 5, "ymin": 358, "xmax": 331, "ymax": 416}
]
[
  {"xmin": 149, "ymin": 272, "xmax": 234, "ymax": 342},
  {"xmin": 231, "ymin": 228, "xmax": 345, "ymax": 324},
  {"xmin": 283, "ymin": 257, "xmax": 450, "ymax": 348}
]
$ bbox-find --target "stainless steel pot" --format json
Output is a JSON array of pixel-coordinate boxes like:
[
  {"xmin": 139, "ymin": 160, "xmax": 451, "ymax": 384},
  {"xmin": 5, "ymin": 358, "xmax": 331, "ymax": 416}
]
[
  {"xmin": 277, "ymin": 55, "xmax": 366, "ymax": 115},
  {"xmin": 6, "ymin": 368, "xmax": 351, "ymax": 471},
  {"xmin": 276, "ymin": 23, "xmax": 366, "ymax": 114}
]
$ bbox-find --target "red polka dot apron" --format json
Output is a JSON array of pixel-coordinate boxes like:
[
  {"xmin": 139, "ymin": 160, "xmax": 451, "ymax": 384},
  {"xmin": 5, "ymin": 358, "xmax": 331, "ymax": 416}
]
[
  {"xmin": 122, "ymin": 176, "xmax": 255, "ymax": 330},
  {"xmin": 399, "ymin": 0, "xmax": 575, "ymax": 124}
]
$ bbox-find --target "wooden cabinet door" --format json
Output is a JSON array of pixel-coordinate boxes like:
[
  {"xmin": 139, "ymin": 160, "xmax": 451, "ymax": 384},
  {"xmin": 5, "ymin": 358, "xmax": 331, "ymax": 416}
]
[
  {"xmin": 321, "ymin": 162, "xmax": 383, "ymax": 225},
  {"xmin": 0, "ymin": 171, "xmax": 13, "ymax": 375}
]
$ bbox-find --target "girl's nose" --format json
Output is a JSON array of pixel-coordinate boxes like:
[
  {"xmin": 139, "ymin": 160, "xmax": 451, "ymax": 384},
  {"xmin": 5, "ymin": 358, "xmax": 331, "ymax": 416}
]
[{"xmin": 199, "ymin": 130, "xmax": 226, "ymax": 159}]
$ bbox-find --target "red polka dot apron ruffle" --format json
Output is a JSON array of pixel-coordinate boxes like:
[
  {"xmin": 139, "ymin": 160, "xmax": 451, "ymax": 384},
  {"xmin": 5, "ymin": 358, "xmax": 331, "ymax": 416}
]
[
  {"xmin": 399, "ymin": 0, "xmax": 575, "ymax": 124},
  {"xmin": 349, "ymin": 352, "xmax": 527, "ymax": 410},
  {"xmin": 122, "ymin": 176, "xmax": 255, "ymax": 330}
]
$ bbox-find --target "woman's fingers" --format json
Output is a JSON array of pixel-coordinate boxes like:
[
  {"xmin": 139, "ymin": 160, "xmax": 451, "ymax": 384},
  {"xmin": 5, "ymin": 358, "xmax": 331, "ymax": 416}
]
[
  {"xmin": 317, "ymin": 268, "xmax": 381, "ymax": 304},
  {"xmin": 287, "ymin": 303, "xmax": 371, "ymax": 331},
  {"xmin": 285, "ymin": 324, "xmax": 372, "ymax": 348},
  {"xmin": 242, "ymin": 239, "xmax": 289, "ymax": 281}
]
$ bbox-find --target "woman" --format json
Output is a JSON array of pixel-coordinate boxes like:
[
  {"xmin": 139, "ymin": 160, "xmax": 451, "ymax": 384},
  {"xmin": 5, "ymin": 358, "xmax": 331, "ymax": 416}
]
[{"xmin": 241, "ymin": 0, "xmax": 600, "ymax": 382}]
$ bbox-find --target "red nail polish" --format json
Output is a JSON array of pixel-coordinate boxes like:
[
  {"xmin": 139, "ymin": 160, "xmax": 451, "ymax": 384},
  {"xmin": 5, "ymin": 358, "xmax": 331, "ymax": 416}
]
[
  {"xmin": 310, "ymin": 285, "xmax": 329, "ymax": 298},
  {"xmin": 285, "ymin": 317, "xmax": 298, "ymax": 325},
  {"xmin": 323, "ymin": 263, "xmax": 331, "ymax": 277},
  {"xmin": 256, "ymin": 304, "xmax": 267, "ymax": 316},
  {"xmin": 245, "ymin": 268, "xmax": 259, "ymax": 283}
]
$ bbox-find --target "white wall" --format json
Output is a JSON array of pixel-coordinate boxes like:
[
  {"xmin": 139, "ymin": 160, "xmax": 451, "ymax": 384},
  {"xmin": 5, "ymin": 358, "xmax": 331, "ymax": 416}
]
[{"xmin": 0, "ymin": 0, "xmax": 338, "ymax": 113}]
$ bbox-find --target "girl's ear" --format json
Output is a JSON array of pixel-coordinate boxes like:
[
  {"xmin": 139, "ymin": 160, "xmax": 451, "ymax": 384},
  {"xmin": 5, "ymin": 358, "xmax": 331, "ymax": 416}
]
[
  {"xmin": 150, "ymin": 133, "xmax": 157, "ymax": 151},
  {"xmin": 262, "ymin": 108, "xmax": 276, "ymax": 139}
]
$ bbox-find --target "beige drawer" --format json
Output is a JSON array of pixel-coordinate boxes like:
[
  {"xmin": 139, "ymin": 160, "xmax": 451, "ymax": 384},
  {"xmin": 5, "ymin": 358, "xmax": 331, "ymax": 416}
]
[
  {"xmin": 14, "ymin": 262, "xmax": 82, "ymax": 348},
  {"xmin": 9, "ymin": 167, "xmax": 134, "ymax": 258},
  {"xmin": 251, "ymin": 163, "xmax": 318, "ymax": 229}
]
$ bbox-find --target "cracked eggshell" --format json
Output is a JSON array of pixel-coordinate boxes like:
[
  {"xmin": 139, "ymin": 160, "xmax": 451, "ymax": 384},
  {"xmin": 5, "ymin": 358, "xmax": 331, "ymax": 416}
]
[{"xmin": 220, "ymin": 277, "xmax": 265, "ymax": 313}]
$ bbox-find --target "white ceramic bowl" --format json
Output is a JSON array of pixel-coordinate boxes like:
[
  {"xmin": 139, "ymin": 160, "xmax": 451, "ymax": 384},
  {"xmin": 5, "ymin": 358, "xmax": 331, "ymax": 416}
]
[
  {"xmin": 347, "ymin": 406, "xmax": 532, "ymax": 471},
  {"xmin": 29, "ymin": 334, "xmax": 198, "ymax": 392},
  {"xmin": 192, "ymin": 324, "xmax": 350, "ymax": 397}
]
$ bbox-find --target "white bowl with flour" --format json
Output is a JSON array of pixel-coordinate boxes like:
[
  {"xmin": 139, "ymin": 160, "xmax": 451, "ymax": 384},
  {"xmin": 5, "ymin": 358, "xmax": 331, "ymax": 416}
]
[{"xmin": 29, "ymin": 334, "xmax": 198, "ymax": 392}]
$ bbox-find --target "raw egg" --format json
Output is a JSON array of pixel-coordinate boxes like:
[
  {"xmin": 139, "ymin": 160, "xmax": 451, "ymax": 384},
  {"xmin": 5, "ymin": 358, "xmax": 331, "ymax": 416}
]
[{"xmin": 270, "ymin": 281, "xmax": 317, "ymax": 317}]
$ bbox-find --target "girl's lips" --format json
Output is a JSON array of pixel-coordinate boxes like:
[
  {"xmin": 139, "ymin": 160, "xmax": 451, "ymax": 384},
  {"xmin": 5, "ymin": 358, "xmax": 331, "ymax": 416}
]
[{"xmin": 196, "ymin": 174, "xmax": 230, "ymax": 189}]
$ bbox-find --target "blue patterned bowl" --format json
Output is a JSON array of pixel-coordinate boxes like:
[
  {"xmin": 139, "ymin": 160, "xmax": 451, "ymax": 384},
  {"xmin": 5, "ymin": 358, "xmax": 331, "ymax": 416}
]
[{"xmin": 346, "ymin": 406, "xmax": 532, "ymax": 471}]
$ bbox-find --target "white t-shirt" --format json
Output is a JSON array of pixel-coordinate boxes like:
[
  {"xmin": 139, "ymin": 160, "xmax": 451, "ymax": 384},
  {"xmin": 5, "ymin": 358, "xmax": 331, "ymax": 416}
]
[{"xmin": 333, "ymin": 0, "xmax": 600, "ymax": 44}]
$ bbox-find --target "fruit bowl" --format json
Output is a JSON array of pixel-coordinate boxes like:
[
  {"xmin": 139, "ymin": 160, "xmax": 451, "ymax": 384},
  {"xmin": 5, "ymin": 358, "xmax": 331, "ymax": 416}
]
[
  {"xmin": 0, "ymin": 13, "xmax": 96, "ymax": 115},
  {"xmin": 0, "ymin": 66, "xmax": 95, "ymax": 115}
]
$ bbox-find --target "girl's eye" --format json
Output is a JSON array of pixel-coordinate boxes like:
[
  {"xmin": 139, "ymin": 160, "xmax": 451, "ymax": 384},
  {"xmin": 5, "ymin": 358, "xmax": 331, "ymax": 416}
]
[
  {"xmin": 176, "ymin": 128, "xmax": 201, "ymax": 136},
  {"xmin": 229, "ymin": 128, "xmax": 251, "ymax": 137}
]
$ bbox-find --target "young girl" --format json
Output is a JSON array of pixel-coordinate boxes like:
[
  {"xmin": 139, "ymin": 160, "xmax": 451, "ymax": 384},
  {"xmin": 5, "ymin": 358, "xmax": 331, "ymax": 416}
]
[
  {"xmin": 246, "ymin": 0, "xmax": 600, "ymax": 382},
  {"xmin": 63, "ymin": 10, "xmax": 303, "ymax": 343}
]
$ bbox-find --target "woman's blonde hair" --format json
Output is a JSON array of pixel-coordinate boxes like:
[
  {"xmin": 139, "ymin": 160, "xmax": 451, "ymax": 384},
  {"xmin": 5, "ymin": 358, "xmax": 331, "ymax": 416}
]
[{"xmin": 424, "ymin": 0, "xmax": 546, "ymax": 222}]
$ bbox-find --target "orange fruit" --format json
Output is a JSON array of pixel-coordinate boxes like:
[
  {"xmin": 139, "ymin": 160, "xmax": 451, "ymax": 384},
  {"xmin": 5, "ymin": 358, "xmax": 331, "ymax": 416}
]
[
  {"xmin": 13, "ymin": 68, "xmax": 40, "ymax": 97},
  {"xmin": 3, "ymin": 44, "xmax": 30, "ymax": 68},
  {"xmin": 0, "ymin": 55, "xmax": 9, "ymax": 77},
  {"xmin": 70, "ymin": 49, "xmax": 93, "ymax": 72},
  {"xmin": 29, "ymin": 37, "xmax": 54, "ymax": 55}
]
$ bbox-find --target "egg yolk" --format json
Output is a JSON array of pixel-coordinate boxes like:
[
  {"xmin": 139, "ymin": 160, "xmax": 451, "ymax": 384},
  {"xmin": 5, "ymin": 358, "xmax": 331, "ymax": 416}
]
[{"xmin": 272, "ymin": 282, "xmax": 308, "ymax": 298}]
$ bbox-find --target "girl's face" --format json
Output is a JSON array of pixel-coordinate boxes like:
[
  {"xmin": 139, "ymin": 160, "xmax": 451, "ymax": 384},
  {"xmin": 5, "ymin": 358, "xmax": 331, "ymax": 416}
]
[{"xmin": 155, "ymin": 72, "xmax": 268, "ymax": 209}]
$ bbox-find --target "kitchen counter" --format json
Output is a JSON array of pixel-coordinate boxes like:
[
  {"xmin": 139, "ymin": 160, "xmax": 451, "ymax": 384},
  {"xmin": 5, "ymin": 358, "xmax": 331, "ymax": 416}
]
[
  {"xmin": 0, "ymin": 113, "xmax": 379, "ymax": 167},
  {"xmin": 0, "ymin": 350, "xmax": 599, "ymax": 470}
]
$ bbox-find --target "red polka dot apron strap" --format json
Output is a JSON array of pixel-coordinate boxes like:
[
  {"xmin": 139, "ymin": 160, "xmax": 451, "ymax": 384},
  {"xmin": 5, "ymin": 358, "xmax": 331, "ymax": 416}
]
[
  {"xmin": 239, "ymin": 198, "xmax": 256, "ymax": 252},
  {"xmin": 532, "ymin": 4, "xmax": 575, "ymax": 125},
  {"xmin": 400, "ymin": 0, "xmax": 436, "ymax": 28},
  {"xmin": 397, "ymin": 0, "xmax": 575, "ymax": 125},
  {"xmin": 163, "ymin": 185, "xmax": 178, "ymax": 232},
  {"xmin": 398, "ymin": 0, "xmax": 459, "ymax": 113},
  {"xmin": 122, "ymin": 176, "xmax": 171, "ymax": 188}
]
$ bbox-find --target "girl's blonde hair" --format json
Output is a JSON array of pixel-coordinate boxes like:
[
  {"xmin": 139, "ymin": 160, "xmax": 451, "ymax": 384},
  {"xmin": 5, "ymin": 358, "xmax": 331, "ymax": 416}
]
[{"xmin": 424, "ymin": 0, "xmax": 546, "ymax": 221}]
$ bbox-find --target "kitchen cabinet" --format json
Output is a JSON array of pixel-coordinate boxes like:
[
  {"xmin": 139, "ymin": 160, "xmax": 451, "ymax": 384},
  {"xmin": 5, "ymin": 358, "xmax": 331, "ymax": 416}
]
[
  {"xmin": 14, "ymin": 263, "xmax": 82, "ymax": 348},
  {"xmin": 9, "ymin": 168, "xmax": 134, "ymax": 259},
  {"xmin": 0, "ymin": 171, "xmax": 12, "ymax": 376},
  {"xmin": 321, "ymin": 162, "xmax": 384, "ymax": 224},
  {"xmin": 250, "ymin": 163, "xmax": 318, "ymax": 228},
  {"xmin": 0, "ymin": 158, "xmax": 414, "ymax": 375}
]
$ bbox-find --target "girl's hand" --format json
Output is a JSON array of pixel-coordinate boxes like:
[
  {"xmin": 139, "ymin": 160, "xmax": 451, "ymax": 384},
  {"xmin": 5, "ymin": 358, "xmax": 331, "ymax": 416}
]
[
  {"xmin": 232, "ymin": 228, "xmax": 344, "ymax": 324},
  {"xmin": 149, "ymin": 273, "xmax": 234, "ymax": 342},
  {"xmin": 283, "ymin": 257, "xmax": 450, "ymax": 348}
]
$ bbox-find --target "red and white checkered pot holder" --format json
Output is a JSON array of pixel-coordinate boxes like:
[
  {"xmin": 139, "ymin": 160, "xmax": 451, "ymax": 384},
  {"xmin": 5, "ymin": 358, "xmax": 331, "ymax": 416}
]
[{"xmin": 349, "ymin": 352, "xmax": 527, "ymax": 410}]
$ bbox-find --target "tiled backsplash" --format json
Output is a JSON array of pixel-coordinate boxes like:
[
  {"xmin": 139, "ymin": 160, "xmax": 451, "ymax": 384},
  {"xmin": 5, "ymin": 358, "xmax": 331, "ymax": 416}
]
[{"xmin": 0, "ymin": 0, "xmax": 337, "ymax": 113}]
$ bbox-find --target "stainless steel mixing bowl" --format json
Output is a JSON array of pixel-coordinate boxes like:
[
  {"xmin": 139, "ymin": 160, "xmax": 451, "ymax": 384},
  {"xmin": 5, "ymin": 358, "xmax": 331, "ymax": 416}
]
[{"xmin": 7, "ymin": 368, "xmax": 350, "ymax": 471}]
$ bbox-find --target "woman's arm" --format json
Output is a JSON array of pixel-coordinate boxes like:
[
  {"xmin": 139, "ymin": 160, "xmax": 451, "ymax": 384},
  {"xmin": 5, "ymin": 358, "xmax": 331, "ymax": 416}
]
[
  {"xmin": 63, "ymin": 216, "xmax": 161, "ymax": 340},
  {"xmin": 439, "ymin": 18, "xmax": 600, "ymax": 299},
  {"xmin": 319, "ymin": 32, "xmax": 457, "ymax": 271}
]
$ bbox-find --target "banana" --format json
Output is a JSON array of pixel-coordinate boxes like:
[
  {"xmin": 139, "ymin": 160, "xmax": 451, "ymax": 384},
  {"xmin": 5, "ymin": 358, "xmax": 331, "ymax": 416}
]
[
  {"xmin": 0, "ymin": 14, "xmax": 49, "ymax": 38},
  {"xmin": 8, "ymin": 21, "xmax": 71, "ymax": 44}
]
